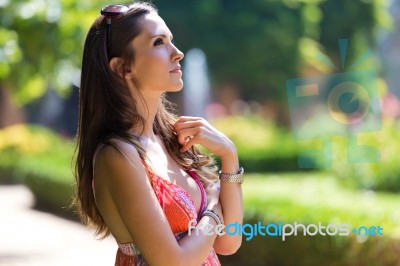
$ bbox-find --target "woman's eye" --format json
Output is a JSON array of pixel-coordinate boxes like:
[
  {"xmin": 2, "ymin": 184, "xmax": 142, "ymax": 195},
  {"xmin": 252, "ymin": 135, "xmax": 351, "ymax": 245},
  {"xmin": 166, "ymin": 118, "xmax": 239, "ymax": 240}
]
[{"xmin": 154, "ymin": 38, "xmax": 164, "ymax": 46}]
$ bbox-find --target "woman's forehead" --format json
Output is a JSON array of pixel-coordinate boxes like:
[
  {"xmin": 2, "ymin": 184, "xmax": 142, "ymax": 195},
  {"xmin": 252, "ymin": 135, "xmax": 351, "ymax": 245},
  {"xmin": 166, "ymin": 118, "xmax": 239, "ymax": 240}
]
[{"xmin": 139, "ymin": 12, "xmax": 172, "ymax": 39}]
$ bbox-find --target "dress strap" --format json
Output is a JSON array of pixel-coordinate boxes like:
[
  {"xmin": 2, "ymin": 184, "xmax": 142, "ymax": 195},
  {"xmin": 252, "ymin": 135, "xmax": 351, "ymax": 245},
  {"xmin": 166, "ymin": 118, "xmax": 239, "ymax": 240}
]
[{"xmin": 186, "ymin": 170, "xmax": 207, "ymax": 216}]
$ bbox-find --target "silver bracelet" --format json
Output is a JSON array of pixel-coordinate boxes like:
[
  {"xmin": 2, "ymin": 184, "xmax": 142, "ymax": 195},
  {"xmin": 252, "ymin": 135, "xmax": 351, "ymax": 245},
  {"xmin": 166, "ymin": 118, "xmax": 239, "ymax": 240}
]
[
  {"xmin": 219, "ymin": 167, "xmax": 244, "ymax": 184},
  {"xmin": 202, "ymin": 209, "xmax": 223, "ymax": 226}
]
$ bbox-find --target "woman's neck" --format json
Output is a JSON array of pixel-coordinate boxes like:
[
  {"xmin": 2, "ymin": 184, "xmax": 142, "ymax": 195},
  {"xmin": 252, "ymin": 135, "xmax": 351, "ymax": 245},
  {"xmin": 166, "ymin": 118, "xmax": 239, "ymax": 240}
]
[{"xmin": 130, "ymin": 90, "xmax": 162, "ymax": 139}]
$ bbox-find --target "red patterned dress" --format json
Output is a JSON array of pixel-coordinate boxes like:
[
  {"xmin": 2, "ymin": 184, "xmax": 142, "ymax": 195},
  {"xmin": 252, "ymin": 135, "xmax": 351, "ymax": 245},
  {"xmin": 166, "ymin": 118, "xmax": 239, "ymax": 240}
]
[{"xmin": 93, "ymin": 146, "xmax": 220, "ymax": 266}]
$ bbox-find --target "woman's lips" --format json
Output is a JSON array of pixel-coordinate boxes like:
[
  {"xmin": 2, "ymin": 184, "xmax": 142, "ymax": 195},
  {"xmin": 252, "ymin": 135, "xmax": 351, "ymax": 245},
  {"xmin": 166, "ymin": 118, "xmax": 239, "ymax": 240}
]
[
  {"xmin": 170, "ymin": 65, "xmax": 181, "ymax": 73},
  {"xmin": 170, "ymin": 68, "xmax": 182, "ymax": 74}
]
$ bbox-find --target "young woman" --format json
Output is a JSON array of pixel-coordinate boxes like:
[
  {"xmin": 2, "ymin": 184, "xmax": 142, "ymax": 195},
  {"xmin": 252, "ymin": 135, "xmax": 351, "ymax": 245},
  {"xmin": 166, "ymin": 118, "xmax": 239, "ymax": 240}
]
[{"xmin": 74, "ymin": 2, "xmax": 243, "ymax": 265}]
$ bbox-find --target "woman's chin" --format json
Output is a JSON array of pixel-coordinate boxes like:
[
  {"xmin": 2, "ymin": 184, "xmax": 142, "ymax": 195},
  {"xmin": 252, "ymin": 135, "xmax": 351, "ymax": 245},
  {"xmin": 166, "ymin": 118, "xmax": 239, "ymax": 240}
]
[{"xmin": 168, "ymin": 82, "xmax": 184, "ymax": 92}]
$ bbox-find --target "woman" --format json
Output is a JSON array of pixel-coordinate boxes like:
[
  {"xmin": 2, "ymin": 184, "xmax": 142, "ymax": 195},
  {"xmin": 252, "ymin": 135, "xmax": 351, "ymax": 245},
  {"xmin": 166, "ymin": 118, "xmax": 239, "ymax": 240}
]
[{"xmin": 74, "ymin": 2, "xmax": 243, "ymax": 265}]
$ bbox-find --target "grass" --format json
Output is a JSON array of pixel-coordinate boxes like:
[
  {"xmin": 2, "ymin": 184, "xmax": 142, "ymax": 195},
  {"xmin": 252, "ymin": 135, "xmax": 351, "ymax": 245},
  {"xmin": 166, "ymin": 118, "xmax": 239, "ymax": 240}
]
[{"xmin": 242, "ymin": 172, "xmax": 400, "ymax": 239}]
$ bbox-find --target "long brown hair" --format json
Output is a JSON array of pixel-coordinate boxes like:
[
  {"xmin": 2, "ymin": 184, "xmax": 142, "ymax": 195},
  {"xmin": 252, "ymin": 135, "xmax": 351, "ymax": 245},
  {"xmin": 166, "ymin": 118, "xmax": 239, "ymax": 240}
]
[{"xmin": 74, "ymin": 2, "xmax": 217, "ymax": 238}]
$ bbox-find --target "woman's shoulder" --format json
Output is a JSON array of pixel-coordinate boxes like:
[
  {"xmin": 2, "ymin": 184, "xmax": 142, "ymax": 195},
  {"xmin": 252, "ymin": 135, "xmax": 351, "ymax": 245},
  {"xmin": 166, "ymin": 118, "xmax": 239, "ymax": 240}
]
[{"xmin": 95, "ymin": 138, "xmax": 143, "ymax": 173}]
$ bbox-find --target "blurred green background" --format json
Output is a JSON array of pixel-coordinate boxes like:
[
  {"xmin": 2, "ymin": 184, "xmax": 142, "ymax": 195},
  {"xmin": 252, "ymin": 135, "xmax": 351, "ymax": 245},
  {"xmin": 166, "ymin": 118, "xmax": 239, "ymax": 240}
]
[{"xmin": 1, "ymin": 0, "xmax": 400, "ymax": 265}]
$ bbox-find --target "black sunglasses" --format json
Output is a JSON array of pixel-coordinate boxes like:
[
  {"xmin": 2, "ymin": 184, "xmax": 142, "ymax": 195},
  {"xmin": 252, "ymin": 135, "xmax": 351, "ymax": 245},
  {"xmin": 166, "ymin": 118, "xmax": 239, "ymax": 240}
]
[{"xmin": 101, "ymin": 4, "xmax": 130, "ymax": 59}]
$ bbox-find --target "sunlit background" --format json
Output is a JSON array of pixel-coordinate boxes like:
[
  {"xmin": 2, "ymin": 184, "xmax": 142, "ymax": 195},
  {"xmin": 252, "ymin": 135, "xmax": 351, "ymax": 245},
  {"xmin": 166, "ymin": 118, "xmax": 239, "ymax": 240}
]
[{"xmin": 1, "ymin": 0, "xmax": 400, "ymax": 265}]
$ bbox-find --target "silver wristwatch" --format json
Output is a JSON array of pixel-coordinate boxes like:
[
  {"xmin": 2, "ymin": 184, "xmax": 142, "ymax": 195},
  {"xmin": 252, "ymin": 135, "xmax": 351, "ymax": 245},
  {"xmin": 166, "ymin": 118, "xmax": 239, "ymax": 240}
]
[{"xmin": 219, "ymin": 167, "xmax": 244, "ymax": 184}]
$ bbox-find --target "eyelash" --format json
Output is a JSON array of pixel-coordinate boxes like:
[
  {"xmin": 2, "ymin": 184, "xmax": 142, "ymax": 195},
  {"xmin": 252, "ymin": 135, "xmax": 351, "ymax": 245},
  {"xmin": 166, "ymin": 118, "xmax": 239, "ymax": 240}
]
[
  {"xmin": 153, "ymin": 38, "xmax": 174, "ymax": 46},
  {"xmin": 154, "ymin": 38, "xmax": 164, "ymax": 46}
]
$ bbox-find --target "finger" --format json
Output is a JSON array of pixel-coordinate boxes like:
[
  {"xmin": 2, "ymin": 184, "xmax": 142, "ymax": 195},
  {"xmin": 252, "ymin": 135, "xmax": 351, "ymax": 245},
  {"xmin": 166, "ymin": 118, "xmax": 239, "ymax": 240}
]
[
  {"xmin": 180, "ymin": 125, "xmax": 217, "ymax": 152},
  {"xmin": 176, "ymin": 127, "xmax": 200, "ymax": 145},
  {"xmin": 180, "ymin": 135, "xmax": 199, "ymax": 153},
  {"xmin": 174, "ymin": 119, "xmax": 203, "ymax": 133},
  {"xmin": 176, "ymin": 116, "xmax": 203, "ymax": 123},
  {"xmin": 184, "ymin": 135, "xmax": 193, "ymax": 143},
  {"xmin": 174, "ymin": 116, "xmax": 205, "ymax": 130}
]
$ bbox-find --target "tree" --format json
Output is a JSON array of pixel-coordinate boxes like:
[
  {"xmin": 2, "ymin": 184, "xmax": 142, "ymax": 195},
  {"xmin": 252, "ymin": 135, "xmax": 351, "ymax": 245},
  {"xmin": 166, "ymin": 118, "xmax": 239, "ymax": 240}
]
[
  {"xmin": 0, "ymin": 0, "xmax": 390, "ymax": 117},
  {"xmin": 155, "ymin": 0, "xmax": 391, "ymax": 103},
  {"xmin": 0, "ymin": 0, "xmax": 105, "ymax": 106}
]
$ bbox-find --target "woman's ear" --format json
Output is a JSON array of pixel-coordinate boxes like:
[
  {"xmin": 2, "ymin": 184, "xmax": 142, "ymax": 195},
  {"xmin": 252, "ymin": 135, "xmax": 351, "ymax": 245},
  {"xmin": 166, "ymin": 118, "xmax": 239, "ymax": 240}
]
[{"xmin": 109, "ymin": 57, "xmax": 133, "ymax": 79}]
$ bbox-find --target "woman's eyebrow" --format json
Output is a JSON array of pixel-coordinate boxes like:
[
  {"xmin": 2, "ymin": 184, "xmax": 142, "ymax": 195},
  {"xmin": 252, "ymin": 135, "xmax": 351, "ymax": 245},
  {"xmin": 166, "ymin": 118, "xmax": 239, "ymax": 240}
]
[{"xmin": 151, "ymin": 34, "xmax": 173, "ymax": 40}]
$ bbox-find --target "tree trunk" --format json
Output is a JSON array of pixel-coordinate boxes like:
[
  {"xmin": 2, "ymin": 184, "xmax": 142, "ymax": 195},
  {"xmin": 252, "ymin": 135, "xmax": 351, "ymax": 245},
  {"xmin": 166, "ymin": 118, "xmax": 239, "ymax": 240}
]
[{"xmin": 0, "ymin": 86, "xmax": 25, "ymax": 128}]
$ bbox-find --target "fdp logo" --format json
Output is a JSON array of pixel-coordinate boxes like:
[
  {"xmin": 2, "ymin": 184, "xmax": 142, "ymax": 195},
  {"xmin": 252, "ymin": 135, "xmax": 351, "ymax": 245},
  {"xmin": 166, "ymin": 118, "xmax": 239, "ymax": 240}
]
[{"xmin": 286, "ymin": 39, "xmax": 381, "ymax": 168}]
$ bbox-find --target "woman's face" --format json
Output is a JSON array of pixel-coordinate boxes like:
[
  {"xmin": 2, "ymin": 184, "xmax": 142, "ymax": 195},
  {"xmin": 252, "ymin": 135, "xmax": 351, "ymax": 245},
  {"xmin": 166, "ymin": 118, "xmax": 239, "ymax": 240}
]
[{"xmin": 129, "ymin": 12, "xmax": 184, "ymax": 93}]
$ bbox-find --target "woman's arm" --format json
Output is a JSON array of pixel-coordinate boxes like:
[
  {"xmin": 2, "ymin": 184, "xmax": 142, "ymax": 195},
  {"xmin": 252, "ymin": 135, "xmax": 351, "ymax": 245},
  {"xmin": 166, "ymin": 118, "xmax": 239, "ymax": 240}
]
[
  {"xmin": 213, "ymin": 145, "xmax": 243, "ymax": 255},
  {"xmin": 94, "ymin": 140, "xmax": 223, "ymax": 266},
  {"xmin": 174, "ymin": 116, "xmax": 244, "ymax": 255}
]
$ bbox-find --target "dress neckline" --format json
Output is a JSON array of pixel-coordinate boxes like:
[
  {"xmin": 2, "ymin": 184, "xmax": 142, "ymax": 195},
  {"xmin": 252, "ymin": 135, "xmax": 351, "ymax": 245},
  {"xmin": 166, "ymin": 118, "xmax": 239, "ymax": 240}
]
[{"xmin": 143, "ymin": 164, "xmax": 206, "ymax": 217}]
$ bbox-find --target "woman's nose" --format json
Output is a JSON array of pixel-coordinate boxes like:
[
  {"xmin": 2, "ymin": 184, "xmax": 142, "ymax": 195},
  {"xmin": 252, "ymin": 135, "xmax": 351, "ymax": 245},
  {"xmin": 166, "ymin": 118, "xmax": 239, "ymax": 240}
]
[{"xmin": 172, "ymin": 45, "xmax": 184, "ymax": 62}]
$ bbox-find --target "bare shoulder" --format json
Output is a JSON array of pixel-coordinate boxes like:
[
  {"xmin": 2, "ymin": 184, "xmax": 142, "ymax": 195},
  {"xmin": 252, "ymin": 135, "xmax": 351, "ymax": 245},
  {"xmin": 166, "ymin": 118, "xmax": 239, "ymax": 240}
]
[
  {"xmin": 96, "ymin": 138, "xmax": 142, "ymax": 167},
  {"xmin": 94, "ymin": 138, "xmax": 148, "ymax": 199}
]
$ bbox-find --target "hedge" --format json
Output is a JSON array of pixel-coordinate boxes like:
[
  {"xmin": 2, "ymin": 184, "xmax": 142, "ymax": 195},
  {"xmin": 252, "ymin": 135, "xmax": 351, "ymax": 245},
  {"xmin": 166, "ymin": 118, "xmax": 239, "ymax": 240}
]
[
  {"xmin": 219, "ymin": 173, "xmax": 400, "ymax": 266},
  {"xmin": 0, "ymin": 124, "xmax": 75, "ymax": 217},
  {"xmin": 328, "ymin": 119, "xmax": 400, "ymax": 193},
  {"xmin": 211, "ymin": 116, "xmax": 314, "ymax": 172}
]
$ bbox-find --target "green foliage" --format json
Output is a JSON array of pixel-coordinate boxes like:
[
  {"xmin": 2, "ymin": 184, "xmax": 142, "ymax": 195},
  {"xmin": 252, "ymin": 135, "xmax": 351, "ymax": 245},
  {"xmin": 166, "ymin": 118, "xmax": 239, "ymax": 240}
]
[
  {"xmin": 220, "ymin": 230, "xmax": 400, "ymax": 266},
  {"xmin": 0, "ymin": 0, "xmax": 106, "ymax": 104},
  {"xmin": 155, "ymin": 0, "xmax": 390, "ymax": 102},
  {"xmin": 211, "ymin": 115, "xmax": 310, "ymax": 172},
  {"xmin": 1, "ymin": 0, "xmax": 389, "ymax": 105},
  {"xmin": 330, "ymin": 119, "xmax": 400, "ymax": 193},
  {"xmin": 318, "ymin": 0, "xmax": 392, "ymax": 62},
  {"xmin": 0, "ymin": 124, "xmax": 75, "ymax": 213},
  {"xmin": 243, "ymin": 173, "xmax": 400, "ymax": 235},
  {"xmin": 155, "ymin": 0, "xmax": 303, "ymax": 101},
  {"xmin": 219, "ymin": 173, "xmax": 400, "ymax": 266}
]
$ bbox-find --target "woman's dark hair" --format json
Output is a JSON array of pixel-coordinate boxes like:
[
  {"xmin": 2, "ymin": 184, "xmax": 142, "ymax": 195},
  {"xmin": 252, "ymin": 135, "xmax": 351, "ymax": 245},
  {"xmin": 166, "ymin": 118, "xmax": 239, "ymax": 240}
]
[{"xmin": 74, "ymin": 2, "xmax": 217, "ymax": 238}]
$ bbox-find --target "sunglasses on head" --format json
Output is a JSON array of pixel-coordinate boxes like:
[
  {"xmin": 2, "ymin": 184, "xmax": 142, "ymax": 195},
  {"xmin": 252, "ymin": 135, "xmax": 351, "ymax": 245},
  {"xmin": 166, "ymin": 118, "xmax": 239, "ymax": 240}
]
[{"xmin": 101, "ymin": 4, "xmax": 130, "ymax": 59}]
